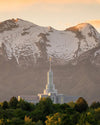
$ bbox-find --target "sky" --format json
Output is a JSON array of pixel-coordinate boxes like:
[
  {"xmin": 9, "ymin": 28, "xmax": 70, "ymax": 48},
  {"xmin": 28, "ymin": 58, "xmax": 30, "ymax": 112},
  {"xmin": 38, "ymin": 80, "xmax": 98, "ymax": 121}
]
[{"xmin": 0, "ymin": 0, "xmax": 100, "ymax": 32}]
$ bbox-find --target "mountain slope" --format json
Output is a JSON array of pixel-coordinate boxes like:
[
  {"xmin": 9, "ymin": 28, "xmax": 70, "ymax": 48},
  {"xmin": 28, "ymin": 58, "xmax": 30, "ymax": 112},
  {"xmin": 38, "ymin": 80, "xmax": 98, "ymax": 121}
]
[
  {"xmin": 0, "ymin": 18, "xmax": 100, "ymax": 103},
  {"xmin": 0, "ymin": 19, "xmax": 100, "ymax": 65}
]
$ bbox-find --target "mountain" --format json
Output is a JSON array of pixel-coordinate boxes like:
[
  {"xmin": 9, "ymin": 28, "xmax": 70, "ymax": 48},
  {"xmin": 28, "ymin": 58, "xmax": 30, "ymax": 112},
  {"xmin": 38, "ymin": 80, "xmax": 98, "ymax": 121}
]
[{"xmin": 0, "ymin": 18, "xmax": 100, "ymax": 103}]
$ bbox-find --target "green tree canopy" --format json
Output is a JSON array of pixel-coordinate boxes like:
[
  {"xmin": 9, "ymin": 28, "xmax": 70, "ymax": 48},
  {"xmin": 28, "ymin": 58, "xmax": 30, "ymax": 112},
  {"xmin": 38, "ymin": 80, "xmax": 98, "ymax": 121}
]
[
  {"xmin": 2, "ymin": 101, "xmax": 8, "ymax": 110},
  {"xmin": 18, "ymin": 99, "xmax": 35, "ymax": 111},
  {"xmin": 90, "ymin": 101, "xmax": 100, "ymax": 109},
  {"xmin": 9, "ymin": 97, "xmax": 18, "ymax": 109},
  {"xmin": 36, "ymin": 97, "xmax": 54, "ymax": 122},
  {"xmin": 75, "ymin": 97, "xmax": 88, "ymax": 113},
  {"xmin": 37, "ymin": 97, "xmax": 53, "ymax": 114},
  {"xmin": 45, "ymin": 112, "xmax": 62, "ymax": 125}
]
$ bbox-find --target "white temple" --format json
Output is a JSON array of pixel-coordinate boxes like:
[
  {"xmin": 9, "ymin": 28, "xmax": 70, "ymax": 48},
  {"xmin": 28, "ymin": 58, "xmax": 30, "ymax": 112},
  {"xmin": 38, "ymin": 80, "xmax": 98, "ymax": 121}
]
[
  {"xmin": 18, "ymin": 58, "xmax": 78, "ymax": 104},
  {"xmin": 38, "ymin": 57, "xmax": 60, "ymax": 104}
]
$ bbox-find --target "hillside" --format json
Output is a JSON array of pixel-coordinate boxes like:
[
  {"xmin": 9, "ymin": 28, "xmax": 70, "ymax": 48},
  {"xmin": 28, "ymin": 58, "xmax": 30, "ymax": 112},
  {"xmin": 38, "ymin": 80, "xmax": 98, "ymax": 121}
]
[{"xmin": 0, "ymin": 18, "xmax": 100, "ymax": 103}]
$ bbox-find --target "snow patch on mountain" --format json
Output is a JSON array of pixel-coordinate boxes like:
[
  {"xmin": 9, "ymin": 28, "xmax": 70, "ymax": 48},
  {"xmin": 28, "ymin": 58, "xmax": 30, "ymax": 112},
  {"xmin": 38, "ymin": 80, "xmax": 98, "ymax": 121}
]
[
  {"xmin": 94, "ymin": 49, "xmax": 100, "ymax": 57},
  {"xmin": 46, "ymin": 30, "xmax": 78, "ymax": 61},
  {"xmin": 0, "ymin": 19, "xmax": 49, "ymax": 63},
  {"xmin": 0, "ymin": 19, "xmax": 100, "ymax": 65}
]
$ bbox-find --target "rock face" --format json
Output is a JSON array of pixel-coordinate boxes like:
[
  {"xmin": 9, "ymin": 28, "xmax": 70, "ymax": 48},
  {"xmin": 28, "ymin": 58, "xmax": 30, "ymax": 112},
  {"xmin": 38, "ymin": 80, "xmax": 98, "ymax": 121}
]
[{"xmin": 0, "ymin": 18, "xmax": 100, "ymax": 103}]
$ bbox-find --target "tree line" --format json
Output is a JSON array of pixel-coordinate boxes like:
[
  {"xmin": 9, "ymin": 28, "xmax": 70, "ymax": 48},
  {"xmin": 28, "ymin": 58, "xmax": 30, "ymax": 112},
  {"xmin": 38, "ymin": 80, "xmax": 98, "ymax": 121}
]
[{"xmin": 0, "ymin": 96, "xmax": 100, "ymax": 125}]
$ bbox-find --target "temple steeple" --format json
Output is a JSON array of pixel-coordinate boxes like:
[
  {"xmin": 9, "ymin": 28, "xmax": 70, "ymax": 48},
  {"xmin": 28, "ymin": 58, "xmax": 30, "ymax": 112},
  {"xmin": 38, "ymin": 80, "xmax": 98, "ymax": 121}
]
[
  {"xmin": 19, "ymin": 57, "xmax": 78, "ymax": 104},
  {"xmin": 49, "ymin": 57, "xmax": 51, "ymax": 71},
  {"xmin": 44, "ymin": 57, "xmax": 57, "ymax": 94}
]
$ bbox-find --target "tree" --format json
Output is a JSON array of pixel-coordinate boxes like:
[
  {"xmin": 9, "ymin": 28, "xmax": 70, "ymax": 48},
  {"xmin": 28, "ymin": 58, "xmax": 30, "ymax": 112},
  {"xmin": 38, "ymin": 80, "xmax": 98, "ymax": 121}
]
[
  {"xmin": 14, "ymin": 108, "xmax": 27, "ymax": 119},
  {"xmin": 30, "ymin": 109, "xmax": 43, "ymax": 122},
  {"xmin": 59, "ymin": 103, "xmax": 70, "ymax": 113},
  {"xmin": 18, "ymin": 99, "xmax": 35, "ymax": 111},
  {"xmin": 90, "ymin": 101, "xmax": 100, "ymax": 109},
  {"xmin": 77, "ymin": 113, "xmax": 88, "ymax": 125},
  {"xmin": 0, "ymin": 118, "xmax": 8, "ymax": 125},
  {"xmin": 24, "ymin": 115, "xmax": 33, "ymax": 125},
  {"xmin": 52, "ymin": 104, "xmax": 61, "ymax": 113},
  {"xmin": 2, "ymin": 101, "xmax": 8, "ymax": 110},
  {"xmin": 9, "ymin": 97, "xmax": 18, "ymax": 109},
  {"xmin": 45, "ymin": 112, "xmax": 62, "ymax": 125},
  {"xmin": 0, "ymin": 109, "xmax": 5, "ymax": 119},
  {"xmin": 77, "ymin": 111, "xmax": 97, "ymax": 125},
  {"xmin": 61, "ymin": 113, "xmax": 73, "ymax": 125},
  {"xmin": 36, "ymin": 97, "xmax": 54, "ymax": 122},
  {"xmin": 94, "ymin": 108, "xmax": 100, "ymax": 123},
  {"xmin": 36, "ymin": 120, "xmax": 43, "ymax": 125},
  {"xmin": 75, "ymin": 97, "xmax": 88, "ymax": 113},
  {"xmin": 3, "ymin": 109, "xmax": 14, "ymax": 119},
  {"xmin": 9, "ymin": 117, "xmax": 24, "ymax": 125},
  {"xmin": 45, "ymin": 112, "xmax": 73, "ymax": 125},
  {"xmin": 67, "ymin": 101, "xmax": 76, "ymax": 108},
  {"xmin": 38, "ymin": 97, "xmax": 53, "ymax": 113}
]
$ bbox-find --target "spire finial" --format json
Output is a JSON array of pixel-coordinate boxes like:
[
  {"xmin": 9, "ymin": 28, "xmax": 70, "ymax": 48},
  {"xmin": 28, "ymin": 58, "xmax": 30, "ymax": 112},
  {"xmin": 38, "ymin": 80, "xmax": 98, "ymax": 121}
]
[{"xmin": 49, "ymin": 57, "xmax": 51, "ymax": 71}]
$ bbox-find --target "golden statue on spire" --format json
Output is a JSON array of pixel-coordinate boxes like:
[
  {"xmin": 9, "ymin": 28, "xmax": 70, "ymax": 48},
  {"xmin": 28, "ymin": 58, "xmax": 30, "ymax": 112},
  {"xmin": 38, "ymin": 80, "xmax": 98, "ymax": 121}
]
[{"xmin": 49, "ymin": 57, "xmax": 51, "ymax": 62}]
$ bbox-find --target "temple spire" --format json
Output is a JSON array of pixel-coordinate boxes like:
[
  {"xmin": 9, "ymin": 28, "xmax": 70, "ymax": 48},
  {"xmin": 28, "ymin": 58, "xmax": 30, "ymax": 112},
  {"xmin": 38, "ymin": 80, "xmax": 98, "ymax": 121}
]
[
  {"xmin": 49, "ymin": 57, "xmax": 51, "ymax": 71},
  {"xmin": 43, "ymin": 57, "xmax": 57, "ymax": 94}
]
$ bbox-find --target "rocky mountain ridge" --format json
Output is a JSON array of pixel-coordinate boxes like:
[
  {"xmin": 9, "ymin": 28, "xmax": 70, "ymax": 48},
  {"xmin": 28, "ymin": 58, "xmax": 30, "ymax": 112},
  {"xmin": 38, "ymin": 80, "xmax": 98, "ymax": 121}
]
[
  {"xmin": 0, "ymin": 18, "xmax": 100, "ymax": 66},
  {"xmin": 0, "ymin": 18, "xmax": 100, "ymax": 103}
]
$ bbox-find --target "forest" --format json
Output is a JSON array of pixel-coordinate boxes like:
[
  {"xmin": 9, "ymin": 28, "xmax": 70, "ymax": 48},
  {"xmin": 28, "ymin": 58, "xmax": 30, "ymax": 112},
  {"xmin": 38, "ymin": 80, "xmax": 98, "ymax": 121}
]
[{"xmin": 0, "ymin": 96, "xmax": 100, "ymax": 125}]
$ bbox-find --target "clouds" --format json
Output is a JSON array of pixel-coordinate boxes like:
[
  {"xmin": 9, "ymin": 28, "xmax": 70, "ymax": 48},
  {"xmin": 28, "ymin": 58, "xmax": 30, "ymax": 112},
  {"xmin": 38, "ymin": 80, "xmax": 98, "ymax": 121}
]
[
  {"xmin": 0, "ymin": 0, "xmax": 100, "ymax": 32},
  {"xmin": 0, "ymin": 0, "xmax": 100, "ymax": 5},
  {"xmin": 38, "ymin": 0, "xmax": 100, "ymax": 4},
  {"xmin": 86, "ymin": 20, "xmax": 100, "ymax": 28},
  {"xmin": 0, "ymin": 0, "xmax": 100, "ymax": 11},
  {"xmin": 0, "ymin": 0, "xmax": 34, "ymax": 11},
  {"xmin": 0, "ymin": 0, "xmax": 33, "ymax": 5}
]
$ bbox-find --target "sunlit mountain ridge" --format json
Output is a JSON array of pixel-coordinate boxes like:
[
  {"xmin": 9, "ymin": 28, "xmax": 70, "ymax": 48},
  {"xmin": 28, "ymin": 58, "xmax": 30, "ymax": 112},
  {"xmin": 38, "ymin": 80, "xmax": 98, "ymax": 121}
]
[{"xmin": 0, "ymin": 18, "xmax": 100, "ymax": 103}]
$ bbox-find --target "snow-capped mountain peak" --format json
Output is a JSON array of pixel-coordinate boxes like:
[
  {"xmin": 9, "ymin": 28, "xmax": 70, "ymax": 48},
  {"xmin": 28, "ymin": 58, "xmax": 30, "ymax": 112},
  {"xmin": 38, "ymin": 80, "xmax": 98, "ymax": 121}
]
[
  {"xmin": 75, "ymin": 23, "xmax": 90, "ymax": 30},
  {"xmin": 0, "ymin": 19, "xmax": 100, "ymax": 65},
  {"xmin": 0, "ymin": 19, "xmax": 100, "ymax": 103}
]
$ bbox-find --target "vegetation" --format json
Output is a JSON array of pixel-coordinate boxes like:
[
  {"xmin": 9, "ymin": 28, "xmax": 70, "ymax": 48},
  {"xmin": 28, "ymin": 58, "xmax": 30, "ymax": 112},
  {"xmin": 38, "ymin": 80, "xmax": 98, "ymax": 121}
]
[{"xmin": 0, "ymin": 97, "xmax": 99, "ymax": 125}]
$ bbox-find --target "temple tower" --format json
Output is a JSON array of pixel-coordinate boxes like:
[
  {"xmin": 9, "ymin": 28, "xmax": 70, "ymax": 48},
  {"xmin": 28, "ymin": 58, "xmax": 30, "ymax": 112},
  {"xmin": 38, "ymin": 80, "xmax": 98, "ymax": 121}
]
[{"xmin": 44, "ymin": 57, "xmax": 57, "ymax": 95}]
